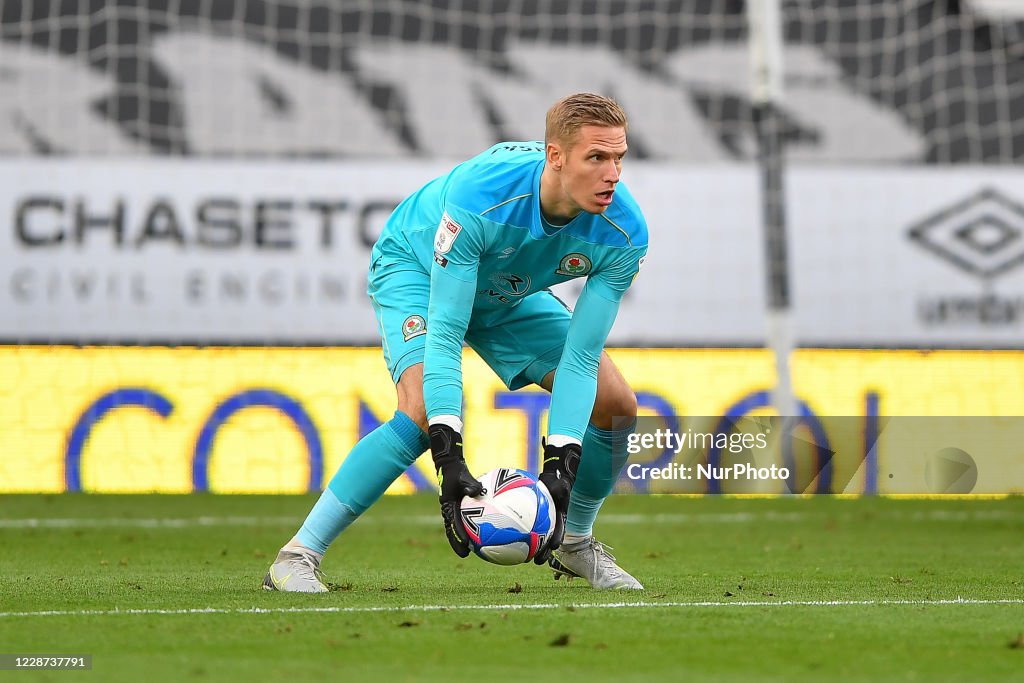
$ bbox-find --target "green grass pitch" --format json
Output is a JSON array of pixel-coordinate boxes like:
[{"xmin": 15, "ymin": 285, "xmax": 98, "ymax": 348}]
[{"xmin": 1, "ymin": 494, "xmax": 1022, "ymax": 682}]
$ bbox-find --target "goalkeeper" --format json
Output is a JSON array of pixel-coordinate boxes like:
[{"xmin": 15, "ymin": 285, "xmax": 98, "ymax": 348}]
[{"xmin": 264, "ymin": 92, "xmax": 647, "ymax": 593}]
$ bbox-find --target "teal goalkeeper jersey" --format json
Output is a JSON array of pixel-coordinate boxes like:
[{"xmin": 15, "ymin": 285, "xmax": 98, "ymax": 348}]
[{"xmin": 375, "ymin": 141, "xmax": 648, "ymax": 442}]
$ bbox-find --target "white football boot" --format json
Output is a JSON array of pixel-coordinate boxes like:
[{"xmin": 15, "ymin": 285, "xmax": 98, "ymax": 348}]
[
  {"xmin": 262, "ymin": 548, "xmax": 329, "ymax": 593},
  {"xmin": 549, "ymin": 537, "xmax": 644, "ymax": 590}
]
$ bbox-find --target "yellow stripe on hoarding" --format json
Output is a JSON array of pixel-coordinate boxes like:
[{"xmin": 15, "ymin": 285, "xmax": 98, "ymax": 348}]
[{"xmin": 0, "ymin": 347, "xmax": 1021, "ymax": 494}]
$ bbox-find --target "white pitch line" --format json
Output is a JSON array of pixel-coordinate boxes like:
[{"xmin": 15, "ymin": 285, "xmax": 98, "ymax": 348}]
[
  {"xmin": 0, "ymin": 598, "xmax": 1021, "ymax": 619},
  {"xmin": 0, "ymin": 512, "xmax": 792, "ymax": 529},
  {"xmin": 0, "ymin": 509, "xmax": 1020, "ymax": 529},
  {"xmin": 0, "ymin": 516, "xmax": 306, "ymax": 529}
]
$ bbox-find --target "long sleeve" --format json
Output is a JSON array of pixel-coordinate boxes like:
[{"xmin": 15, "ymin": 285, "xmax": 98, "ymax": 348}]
[
  {"xmin": 423, "ymin": 204, "xmax": 487, "ymax": 421},
  {"xmin": 547, "ymin": 247, "xmax": 646, "ymax": 440}
]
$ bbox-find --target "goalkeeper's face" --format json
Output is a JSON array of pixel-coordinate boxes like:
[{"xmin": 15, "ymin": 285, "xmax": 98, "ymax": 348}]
[{"xmin": 554, "ymin": 125, "xmax": 627, "ymax": 216}]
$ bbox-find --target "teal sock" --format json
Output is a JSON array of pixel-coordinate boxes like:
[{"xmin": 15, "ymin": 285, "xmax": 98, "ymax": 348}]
[
  {"xmin": 295, "ymin": 411, "xmax": 428, "ymax": 554},
  {"xmin": 565, "ymin": 419, "xmax": 636, "ymax": 537}
]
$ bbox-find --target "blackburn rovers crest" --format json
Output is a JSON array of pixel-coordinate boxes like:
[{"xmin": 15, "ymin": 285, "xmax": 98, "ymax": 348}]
[{"xmin": 556, "ymin": 253, "xmax": 592, "ymax": 276}]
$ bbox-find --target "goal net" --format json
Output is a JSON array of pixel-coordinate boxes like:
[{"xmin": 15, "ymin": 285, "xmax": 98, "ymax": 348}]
[{"xmin": 0, "ymin": 0, "xmax": 1020, "ymax": 162}]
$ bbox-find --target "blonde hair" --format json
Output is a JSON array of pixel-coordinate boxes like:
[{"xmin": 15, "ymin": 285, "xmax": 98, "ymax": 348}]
[{"xmin": 544, "ymin": 93, "xmax": 628, "ymax": 148}]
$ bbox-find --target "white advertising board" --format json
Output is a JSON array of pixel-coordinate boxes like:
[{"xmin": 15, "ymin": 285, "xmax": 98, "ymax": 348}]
[{"xmin": 2, "ymin": 160, "xmax": 1023, "ymax": 346}]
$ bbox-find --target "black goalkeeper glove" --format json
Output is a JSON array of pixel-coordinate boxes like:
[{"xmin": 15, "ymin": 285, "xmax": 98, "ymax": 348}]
[
  {"xmin": 534, "ymin": 440, "xmax": 582, "ymax": 565},
  {"xmin": 429, "ymin": 423, "xmax": 485, "ymax": 558}
]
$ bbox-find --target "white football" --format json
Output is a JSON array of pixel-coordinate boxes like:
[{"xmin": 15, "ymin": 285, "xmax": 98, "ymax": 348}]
[{"xmin": 460, "ymin": 468, "xmax": 556, "ymax": 565}]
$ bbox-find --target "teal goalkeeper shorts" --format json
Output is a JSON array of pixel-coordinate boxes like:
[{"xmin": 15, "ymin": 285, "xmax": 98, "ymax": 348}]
[{"xmin": 367, "ymin": 252, "xmax": 570, "ymax": 390}]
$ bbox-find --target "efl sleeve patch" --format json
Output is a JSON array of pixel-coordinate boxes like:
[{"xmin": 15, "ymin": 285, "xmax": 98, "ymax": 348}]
[
  {"xmin": 632, "ymin": 255, "xmax": 646, "ymax": 283},
  {"xmin": 433, "ymin": 212, "xmax": 462, "ymax": 256}
]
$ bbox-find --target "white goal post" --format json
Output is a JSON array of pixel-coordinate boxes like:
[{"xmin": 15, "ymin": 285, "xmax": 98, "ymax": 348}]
[{"xmin": 748, "ymin": 0, "xmax": 796, "ymax": 418}]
